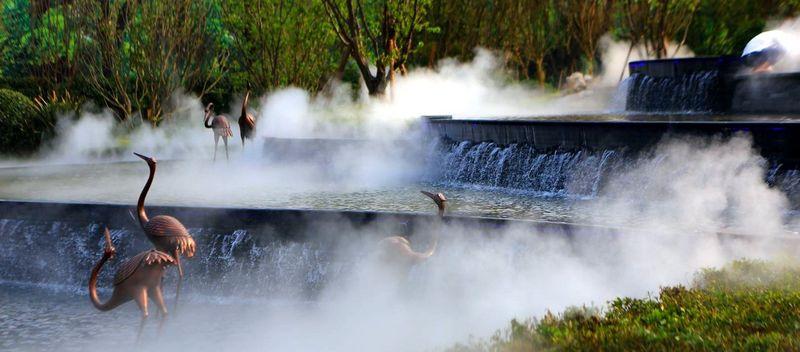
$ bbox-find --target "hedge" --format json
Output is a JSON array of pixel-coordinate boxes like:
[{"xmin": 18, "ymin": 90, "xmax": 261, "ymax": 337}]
[{"xmin": 0, "ymin": 88, "xmax": 54, "ymax": 154}]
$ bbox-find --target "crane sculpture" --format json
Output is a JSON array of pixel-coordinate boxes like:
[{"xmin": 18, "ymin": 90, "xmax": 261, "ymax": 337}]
[
  {"xmin": 203, "ymin": 102, "xmax": 233, "ymax": 161},
  {"xmin": 238, "ymin": 89, "xmax": 257, "ymax": 147},
  {"xmin": 133, "ymin": 152, "xmax": 196, "ymax": 311},
  {"xmin": 378, "ymin": 191, "xmax": 446, "ymax": 274},
  {"xmin": 89, "ymin": 227, "xmax": 175, "ymax": 340}
]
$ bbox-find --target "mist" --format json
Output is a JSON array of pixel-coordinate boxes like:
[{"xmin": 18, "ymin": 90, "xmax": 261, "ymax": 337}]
[
  {"xmin": 25, "ymin": 134, "xmax": 785, "ymax": 352},
  {"xmin": 13, "ymin": 44, "xmax": 650, "ymax": 165},
  {"xmin": 757, "ymin": 17, "xmax": 800, "ymax": 72},
  {"xmin": 2, "ymin": 35, "xmax": 798, "ymax": 352},
  {"xmin": 596, "ymin": 35, "xmax": 695, "ymax": 87},
  {"xmin": 0, "ymin": 32, "xmax": 699, "ymax": 169}
]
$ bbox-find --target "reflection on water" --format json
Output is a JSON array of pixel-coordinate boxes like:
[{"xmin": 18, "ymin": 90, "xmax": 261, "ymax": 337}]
[
  {"xmin": 0, "ymin": 160, "xmax": 590, "ymax": 223},
  {"xmin": 0, "ymin": 283, "xmax": 315, "ymax": 352},
  {"xmin": 0, "ymin": 147, "xmax": 797, "ymax": 231}
]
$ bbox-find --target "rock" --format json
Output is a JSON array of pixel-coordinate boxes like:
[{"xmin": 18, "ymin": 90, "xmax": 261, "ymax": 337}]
[{"xmin": 564, "ymin": 72, "xmax": 589, "ymax": 93}]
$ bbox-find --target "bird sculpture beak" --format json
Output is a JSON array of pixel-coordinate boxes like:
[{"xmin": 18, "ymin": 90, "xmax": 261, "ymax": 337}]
[
  {"xmin": 421, "ymin": 190, "xmax": 447, "ymax": 209},
  {"xmin": 133, "ymin": 152, "xmax": 155, "ymax": 163}
]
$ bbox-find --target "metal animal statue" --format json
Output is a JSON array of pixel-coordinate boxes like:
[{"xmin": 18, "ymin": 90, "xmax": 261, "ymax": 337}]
[
  {"xmin": 133, "ymin": 152, "xmax": 196, "ymax": 311},
  {"xmin": 89, "ymin": 227, "xmax": 175, "ymax": 340},
  {"xmin": 203, "ymin": 102, "xmax": 233, "ymax": 161},
  {"xmin": 378, "ymin": 191, "xmax": 446, "ymax": 271},
  {"xmin": 238, "ymin": 89, "xmax": 256, "ymax": 147}
]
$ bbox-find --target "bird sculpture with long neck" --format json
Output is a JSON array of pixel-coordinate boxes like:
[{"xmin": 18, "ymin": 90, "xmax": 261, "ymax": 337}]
[
  {"xmin": 378, "ymin": 191, "xmax": 445, "ymax": 269},
  {"xmin": 238, "ymin": 89, "xmax": 256, "ymax": 147},
  {"xmin": 89, "ymin": 227, "xmax": 175, "ymax": 340},
  {"xmin": 203, "ymin": 102, "xmax": 233, "ymax": 161},
  {"xmin": 134, "ymin": 152, "xmax": 196, "ymax": 310}
]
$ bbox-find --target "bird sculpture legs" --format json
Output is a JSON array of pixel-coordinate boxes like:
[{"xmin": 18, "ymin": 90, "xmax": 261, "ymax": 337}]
[
  {"xmin": 133, "ymin": 285, "xmax": 168, "ymax": 342},
  {"xmin": 150, "ymin": 283, "xmax": 168, "ymax": 336},
  {"xmin": 126, "ymin": 209, "xmax": 185, "ymax": 315},
  {"xmin": 134, "ymin": 289, "xmax": 149, "ymax": 342},
  {"xmin": 213, "ymin": 134, "xmax": 220, "ymax": 161},
  {"xmin": 223, "ymin": 136, "xmax": 229, "ymax": 160},
  {"xmin": 213, "ymin": 134, "xmax": 230, "ymax": 161},
  {"xmin": 92, "ymin": 228, "xmax": 170, "ymax": 343},
  {"xmin": 173, "ymin": 248, "xmax": 183, "ymax": 314}
]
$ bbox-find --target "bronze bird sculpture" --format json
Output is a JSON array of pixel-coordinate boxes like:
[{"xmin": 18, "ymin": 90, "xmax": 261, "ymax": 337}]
[
  {"xmin": 378, "ymin": 191, "xmax": 446, "ymax": 270},
  {"xmin": 133, "ymin": 152, "xmax": 196, "ymax": 310},
  {"xmin": 238, "ymin": 89, "xmax": 256, "ymax": 147},
  {"xmin": 203, "ymin": 102, "xmax": 233, "ymax": 161},
  {"xmin": 89, "ymin": 227, "xmax": 175, "ymax": 340}
]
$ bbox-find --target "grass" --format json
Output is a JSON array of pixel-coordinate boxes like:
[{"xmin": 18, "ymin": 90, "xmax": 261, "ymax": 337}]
[{"xmin": 450, "ymin": 259, "xmax": 800, "ymax": 351}]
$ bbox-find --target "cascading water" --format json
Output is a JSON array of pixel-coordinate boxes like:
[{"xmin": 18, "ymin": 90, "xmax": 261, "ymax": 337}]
[
  {"xmin": 0, "ymin": 219, "xmax": 347, "ymax": 300},
  {"xmin": 625, "ymin": 71, "xmax": 723, "ymax": 112},
  {"xmin": 431, "ymin": 140, "xmax": 800, "ymax": 208},
  {"xmin": 768, "ymin": 165, "xmax": 800, "ymax": 206},
  {"xmin": 431, "ymin": 141, "xmax": 623, "ymax": 198}
]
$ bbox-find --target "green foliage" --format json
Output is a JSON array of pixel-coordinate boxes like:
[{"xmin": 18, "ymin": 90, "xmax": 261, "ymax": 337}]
[
  {"xmin": 76, "ymin": 0, "xmax": 229, "ymax": 122},
  {"xmin": 0, "ymin": 0, "xmax": 798, "ymax": 118},
  {"xmin": 686, "ymin": 1, "xmax": 800, "ymax": 56},
  {"xmin": 613, "ymin": 0, "xmax": 700, "ymax": 59},
  {"xmin": 322, "ymin": 0, "xmax": 433, "ymax": 95},
  {"xmin": 685, "ymin": 1, "xmax": 768, "ymax": 56},
  {"xmin": 220, "ymin": 0, "xmax": 339, "ymax": 93},
  {"xmin": 452, "ymin": 260, "xmax": 800, "ymax": 351},
  {"xmin": 0, "ymin": 88, "xmax": 54, "ymax": 154},
  {"xmin": 0, "ymin": 0, "xmax": 33, "ymax": 76},
  {"xmin": 32, "ymin": 7, "xmax": 77, "ymax": 66}
]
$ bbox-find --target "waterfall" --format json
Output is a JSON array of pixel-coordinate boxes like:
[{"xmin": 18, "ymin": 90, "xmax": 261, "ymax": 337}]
[
  {"xmin": 0, "ymin": 219, "xmax": 347, "ymax": 299},
  {"xmin": 768, "ymin": 165, "xmax": 800, "ymax": 206},
  {"xmin": 625, "ymin": 71, "xmax": 723, "ymax": 112},
  {"xmin": 432, "ymin": 141, "xmax": 622, "ymax": 198},
  {"xmin": 431, "ymin": 141, "xmax": 800, "ymax": 205}
]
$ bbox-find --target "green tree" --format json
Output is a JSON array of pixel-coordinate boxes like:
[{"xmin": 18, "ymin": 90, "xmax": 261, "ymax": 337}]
[
  {"xmin": 504, "ymin": 0, "xmax": 564, "ymax": 86},
  {"xmin": 221, "ymin": 0, "xmax": 339, "ymax": 93},
  {"xmin": 30, "ymin": 3, "xmax": 82, "ymax": 88},
  {"xmin": 558, "ymin": 0, "xmax": 615, "ymax": 75},
  {"xmin": 616, "ymin": 0, "xmax": 700, "ymax": 59},
  {"xmin": 0, "ymin": 0, "xmax": 34, "ymax": 77},
  {"xmin": 75, "ymin": 0, "xmax": 228, "ymax": 123},
  {"xmin": 685, "ymin": 0, "xmax": 800, "ymax": 56},
  {"xmin": 321, "ymin": 0, "xmax": 431, "ymax": 96}
]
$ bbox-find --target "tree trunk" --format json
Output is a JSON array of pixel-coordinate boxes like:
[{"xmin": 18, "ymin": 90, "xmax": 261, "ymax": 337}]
[
  {"xmin": 333, "ymin": 46, "xmax": 351, "ymax": 81},
  {"xmin": 365, "ymin": 76, "xmax": 387, "ymax": 96},
  {"xmin": 535, "ymin": 58, "xmax": 546, "ymax": 88},
  {"xmin": 427, "ymin": 42, "xmax": 437, "ymax": 68},
  {"xmin": 388, "ymin": 36, "xmax": 397, "ymax": 101}
]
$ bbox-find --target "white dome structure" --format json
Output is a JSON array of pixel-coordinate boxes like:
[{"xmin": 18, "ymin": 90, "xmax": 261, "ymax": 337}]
[{"xmin": 742, "ymin": 30, "xmax": 800, "ymax": 71}]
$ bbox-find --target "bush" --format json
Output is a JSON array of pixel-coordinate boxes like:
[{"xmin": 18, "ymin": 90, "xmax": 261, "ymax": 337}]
[
  {"xmin": 452, "ymin": 260, "xmax": 800, "ymax": 351},
  {"xmin": 0, "ymin": 88, "xmax": 54, "ymax": 154}
]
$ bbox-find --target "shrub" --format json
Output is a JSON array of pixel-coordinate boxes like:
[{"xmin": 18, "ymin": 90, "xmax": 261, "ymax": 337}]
[
  {"xmin": 0, "ymin": 88, "xmax": 54, "ymax": 154},
  {"xmin": 452, "ymin": 260, "xmax": 800, "ymax": 351}
]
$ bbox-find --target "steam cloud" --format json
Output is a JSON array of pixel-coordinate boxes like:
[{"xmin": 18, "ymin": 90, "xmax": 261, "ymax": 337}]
[
  {"xmin": 21, "ymin": 46, "xmax": 644, "ymax": 165},
  {"xmin": 22, "ymin": 135, "xmax": 789, "ymax": 352},
  {"xmin": 758, "ymin": 17, "xmax": 800, "ymax": 72},
  {"xmin": 1, "ymin": 36, "xmax": 798, "ymax": 352}
]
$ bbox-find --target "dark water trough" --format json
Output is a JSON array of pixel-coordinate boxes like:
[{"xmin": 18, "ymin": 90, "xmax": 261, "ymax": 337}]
[
  {"xmin": 423, "ymin": 56, "xmax": 800, "ymax": 166},
  {"xmin": 3, "ymin": 54, "xmax": 800, "ymax": 305},
  {"xmin": 424, "ymin": 116, "xmax": 800, "ymax": 166},
  {"xmin": 0, "ymin": 200, "xmax": 615, "ymax": 297},
  {"xmin": 4, "ymin": 199, "xmax": 794, "ymax": 300}
]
